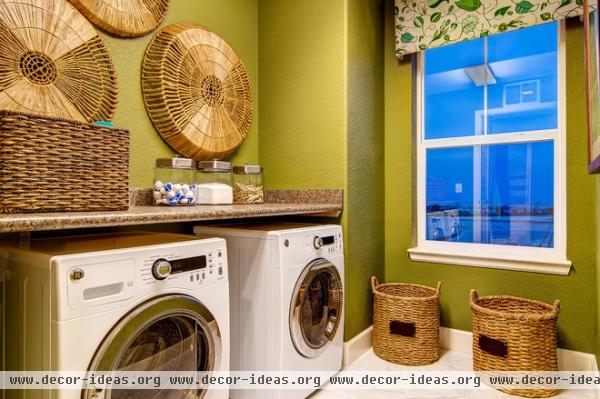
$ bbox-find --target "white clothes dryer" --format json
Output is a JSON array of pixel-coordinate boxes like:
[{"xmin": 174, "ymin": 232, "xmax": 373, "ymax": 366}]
[{"xmin": 194, "ymin": 223, "xmax": 344, "ymax": 399}]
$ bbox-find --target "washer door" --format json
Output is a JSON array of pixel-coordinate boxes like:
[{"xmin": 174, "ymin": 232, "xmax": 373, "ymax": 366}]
[
  {"xmin": 83, "ymin": 294, "xmax": 221, "ymax": 399},
  {"xmin": 289, "ymin": 258, "xmax": 343, "ymax": 358}
]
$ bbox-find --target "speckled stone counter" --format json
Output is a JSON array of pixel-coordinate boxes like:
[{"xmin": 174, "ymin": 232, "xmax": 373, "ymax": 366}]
[
  {"xmin": 130, "ymin": 188, "xmax": 343, "ymax": 207},
  {"xmin": 265, "ymin": 189, "xmax": 343, "ymax": 204},
  {"xmin": 0, "ymin": 189, "xmax": 343, "ymax": 233}
]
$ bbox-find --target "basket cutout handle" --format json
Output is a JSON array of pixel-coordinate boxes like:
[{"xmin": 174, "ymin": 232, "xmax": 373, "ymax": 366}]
[
  {"xmin": 479, "ymin": 334, "xmax": 508, "ymax": 358},
  {"xmin": 371, "ymin": 276, "xmax": 379, "ymax": 293},
  {"xmin": 389, "ymin": 321, "xmax": 416, "ymax": 337}
]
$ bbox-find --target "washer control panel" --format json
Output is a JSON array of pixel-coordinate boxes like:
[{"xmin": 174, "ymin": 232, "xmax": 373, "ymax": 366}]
[{"xmin": 141, "ymin": 243, "xmax": 227, "ymax": 287}]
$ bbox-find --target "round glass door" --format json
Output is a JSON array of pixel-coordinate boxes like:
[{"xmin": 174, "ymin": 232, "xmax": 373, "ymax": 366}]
[
  {"xmin": 83, "ymin": 295, "xmax": 221, "ymax": 399},
  {"xmin": 289, "ymin": 258, "xmax": 343, "ymax": 358}
]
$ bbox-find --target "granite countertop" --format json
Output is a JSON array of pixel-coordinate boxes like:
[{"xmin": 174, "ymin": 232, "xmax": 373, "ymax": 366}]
[{"xmin": 0, "ymin": 189, "xmax": 343, "ymax": 233}]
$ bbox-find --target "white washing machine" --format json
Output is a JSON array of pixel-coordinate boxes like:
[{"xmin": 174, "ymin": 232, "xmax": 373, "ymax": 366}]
[
  {"xmin": 194, "ymin": 223, "xmax": 344, "ymax": 399},
  {"xmin": 1, "ymin": 232, "xmax": 230, "ymax": 399}
]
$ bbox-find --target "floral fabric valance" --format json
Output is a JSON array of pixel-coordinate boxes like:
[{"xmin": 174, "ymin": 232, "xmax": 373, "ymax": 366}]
[{"xmin": 395, "ymin": 0, "xmax": 586, "ymax": 57}]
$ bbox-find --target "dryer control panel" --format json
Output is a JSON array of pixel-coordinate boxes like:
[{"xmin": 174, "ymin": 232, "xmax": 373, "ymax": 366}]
[
  {"xmin": 310, "ymin": 233, "xmax": 342, "ymax": 254},
  {"xmin": 277, "ymin": 226, "xmax": 342, "ymax": 256},
  {"xmin": 277, "ymin": 226, "xmax": 343, "ymax": 268},
  {"xmin": 305, "ymin": 230, "xmax": 343, "ymax": 255}
]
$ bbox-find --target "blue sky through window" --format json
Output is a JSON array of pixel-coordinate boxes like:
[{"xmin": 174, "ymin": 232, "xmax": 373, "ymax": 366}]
[{"xmin": 423, "ymin": 23, "xmax": 558, "ymax": 248}]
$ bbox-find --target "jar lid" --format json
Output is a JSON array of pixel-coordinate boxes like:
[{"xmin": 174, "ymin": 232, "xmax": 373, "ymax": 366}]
[
  {"xmin": 198, "ymin": 160, "xmax": 232, "ymax": 172},
  {"xmin": 156, "ymin": 157, "xmax": 196, "ymax": 169},
  {"xmin": 233, "ymin": 164, "xmax": 263, "ymax": 174}
]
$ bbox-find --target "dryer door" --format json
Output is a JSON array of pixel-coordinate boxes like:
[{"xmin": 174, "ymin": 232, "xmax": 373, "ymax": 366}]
[
  {"xmin": 83, "ymin": 294, "xmax": 221, "ymax": 399},
  {"xmin": 289, "ymin": 258, "xmax": 343, "ymax": 358}
]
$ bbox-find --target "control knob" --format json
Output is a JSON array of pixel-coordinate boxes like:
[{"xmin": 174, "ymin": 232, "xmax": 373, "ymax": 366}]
[
  {"xmin": 152, "ymin": 258, "xmax": 172, "ymax": 280},
  {"xmin": 313, "ymin": 236, "xmax": 323, "ymax": 250}
]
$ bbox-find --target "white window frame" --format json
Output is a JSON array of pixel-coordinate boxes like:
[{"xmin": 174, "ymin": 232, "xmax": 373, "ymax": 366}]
[{"xmin": 408, "ymin": 22, "xmax": 571, "ymax": 275}]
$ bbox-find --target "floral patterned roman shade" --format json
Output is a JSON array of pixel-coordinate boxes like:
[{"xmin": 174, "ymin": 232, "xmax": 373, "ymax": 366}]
[{"xmin": 395, "ymin": 0, "xmax": 586, "ymax": 57}]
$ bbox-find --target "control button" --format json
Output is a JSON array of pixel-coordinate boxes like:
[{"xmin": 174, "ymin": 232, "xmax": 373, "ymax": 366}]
[
  {"xmin": 218, "ymin": 251, "xmax": 222, "ymax": 257},
  {"xmin": 202, "ymin": 272, "xmax": 206, "ymax": 279},
  {"xmin": 313, "ymin": 236, "xmax": 323, "ymax": 250},
  {"xmin": 284, "ymin": 239, "xmax": 290, "ymax": 247},
  {"xmin": 196, "ymin": 274, "xmax": 200, "ymax": 281},
  {"xmin": 218, "ymin": 266, "xmax": 223, "ymax": 275},
  {"xmin": 189, "ymin": 275, "xmax": 194, "ymax": 282},
  {"xmin": 151, "ymin": 258, "xmax": 172, "ymax": 280}
]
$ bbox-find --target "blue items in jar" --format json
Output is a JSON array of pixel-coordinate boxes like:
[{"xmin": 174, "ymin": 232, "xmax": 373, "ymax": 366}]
[{"xmin": 154, "ymin": 157, "xmax": 197, "ymax": 206}]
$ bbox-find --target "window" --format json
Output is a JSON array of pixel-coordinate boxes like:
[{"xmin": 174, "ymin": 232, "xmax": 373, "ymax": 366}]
[{"xmin": 409, "ymin": 22, "xmax": 571, "ymax": 275}]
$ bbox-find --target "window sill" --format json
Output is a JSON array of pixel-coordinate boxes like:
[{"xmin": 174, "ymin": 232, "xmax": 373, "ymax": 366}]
[{"xmin": 407, "ymin": 247, "xmax": 572, "ymax": 275}]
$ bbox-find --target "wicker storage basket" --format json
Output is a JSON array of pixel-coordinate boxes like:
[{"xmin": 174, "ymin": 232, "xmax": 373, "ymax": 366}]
[
  {"xmin": 0, "ymin": 110, "xmax": 129, "ymax": 213},
  {"xmin": 470, "ymin": 290, "xmax": 560, "ymax": 398},
  {"xmin": 371, "ymin": 276, "xmax": 441, "ymax": 365}
]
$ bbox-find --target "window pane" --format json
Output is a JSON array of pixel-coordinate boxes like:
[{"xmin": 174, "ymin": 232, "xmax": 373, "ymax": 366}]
[
  {"xmin": 487, "ymin": 23, "xmax": 558, "ymax": 134},
  {"xmin": 424, "ymin": 39, "xmax": 485, "ymax": 139},
  {"xmin": 426, "ymin": 142, "xmax": 554, "ymax": 247}
]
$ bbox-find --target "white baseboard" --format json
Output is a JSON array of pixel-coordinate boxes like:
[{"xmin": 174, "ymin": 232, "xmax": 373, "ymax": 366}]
[
  {"xmin": 344, "ymin": 325, "xmax": 598, "ymax": 371},
  {"xmin": 439, "ymin": 326, "xmax": 472, "ymax": 353},
  {"xmin": 343, "ymin": 326, "xmax": 372, "ymax": 368},
  {"xmin": 556, "ymin": 348, "xmax": 598, "ymax": 372}
]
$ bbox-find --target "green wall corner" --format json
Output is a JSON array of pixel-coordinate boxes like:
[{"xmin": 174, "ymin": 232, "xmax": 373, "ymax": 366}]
[
  {"xmin": 345, "ymin": 0, "xmax": 386, "ymax": 339},
  {"xmin": 259, "ymin": 0, "xmax": 386, "ymax": 339}
]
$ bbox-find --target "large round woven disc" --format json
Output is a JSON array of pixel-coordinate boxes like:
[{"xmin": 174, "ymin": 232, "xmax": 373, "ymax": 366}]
[
  {"xmin": 142, "ymin": 23, "xmax": 253, "ymax": 161},
  {"xmin": 68, "ymin": 0, "xmax": 170, "ymax": 37},
  {"xmin": 0, "ymin": 0, "xmax": 118, "ymax": 122}
]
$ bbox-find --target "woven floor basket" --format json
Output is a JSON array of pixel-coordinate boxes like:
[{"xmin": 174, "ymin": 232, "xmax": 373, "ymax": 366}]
[
  {"xmin": 371, "ymin": 277, "xmax": 441, "ymax": 365},
  {"xmin": 0, "ymin": 110, "xmax": 129, "ymax": 213},
  {"xmin": 470, "ymin": 290, "xmax": 560, "ymax": 398}
]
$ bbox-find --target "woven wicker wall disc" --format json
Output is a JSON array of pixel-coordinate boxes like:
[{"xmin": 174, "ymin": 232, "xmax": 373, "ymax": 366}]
[
  {"xmin": 0, "ymin": 0, "xmax": 118, "ymax": 122},
  {"xmin": 68, "ymin": 0, "xmax": 170, "ymax": 37},
  {"xmin": 142, "ymin": 23, "xmax": 253, "ymax": 161}
]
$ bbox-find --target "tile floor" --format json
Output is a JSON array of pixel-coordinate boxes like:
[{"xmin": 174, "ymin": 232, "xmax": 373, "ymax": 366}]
[{"xmin": 313, "ymin": 349, "xmax": 597, "ymax": 399}]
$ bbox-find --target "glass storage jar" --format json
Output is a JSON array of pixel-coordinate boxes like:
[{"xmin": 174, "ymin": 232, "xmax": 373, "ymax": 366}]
[
  {"xmin": 196, "ymin": 161, "xmax": 233, "ymax": 205},
  {"xmin": 233, "ymin": 165, "xmax": 264, "ymax": 204},
  {"xmin": 153, "ymin": 157, "xmax": 197, "ymax": 206}
]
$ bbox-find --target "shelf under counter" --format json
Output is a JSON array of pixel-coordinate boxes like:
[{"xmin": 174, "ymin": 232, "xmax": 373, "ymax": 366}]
[{"xmin": 0, "ymin": 189, "xmax": 343, "ymax": 233}]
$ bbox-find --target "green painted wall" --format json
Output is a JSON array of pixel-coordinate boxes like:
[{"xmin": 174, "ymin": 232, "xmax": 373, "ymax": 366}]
[
  {"xmin": 384, "ymin": 1, "xmax": 598, "ymax": 353},
  {"xmin": 99, "ymin": 0, "xmax": 259, "ymax": 188},
  {"xmin": 259, "ymin": 0, "xmax": 386, "ymax": 339},
  {"xmin": 346, "ymin": 0, "xmax": 386, "ymax": 339},
  {"xmin": 257, "ymin": 0, "xmax": 347, "ymax": 191}
]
